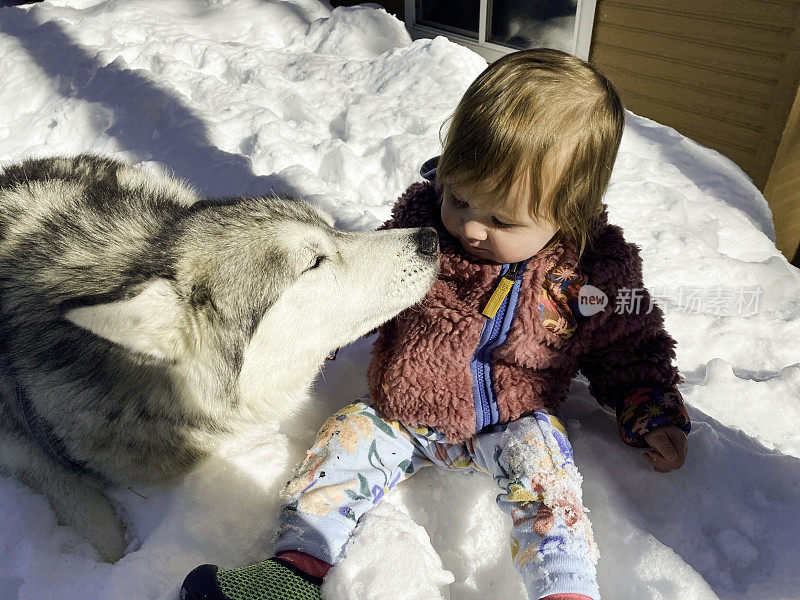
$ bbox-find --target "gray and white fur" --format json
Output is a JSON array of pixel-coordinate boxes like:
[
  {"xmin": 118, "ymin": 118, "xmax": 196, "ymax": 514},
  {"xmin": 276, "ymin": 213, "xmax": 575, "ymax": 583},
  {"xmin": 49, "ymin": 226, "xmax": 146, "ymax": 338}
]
[{"xmin": 0, "ymin": 155, "xmax": 438, "ymax": 562}]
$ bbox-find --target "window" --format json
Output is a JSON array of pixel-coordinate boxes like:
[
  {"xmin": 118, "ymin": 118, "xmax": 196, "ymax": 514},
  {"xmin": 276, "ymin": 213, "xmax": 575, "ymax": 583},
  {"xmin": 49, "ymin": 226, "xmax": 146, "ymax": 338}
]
[
  {"xmin": 416, "ymin": 0, "xmax": 480, "ymax": 40},
  {"xmin": 406, "ymin": 0, "xmax": 596, "ymax": 61}
]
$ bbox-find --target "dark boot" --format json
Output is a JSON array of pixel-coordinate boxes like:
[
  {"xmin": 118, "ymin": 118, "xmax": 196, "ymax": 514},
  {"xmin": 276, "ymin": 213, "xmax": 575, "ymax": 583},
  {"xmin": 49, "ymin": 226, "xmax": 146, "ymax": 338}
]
[{"xmin": 180, "ymin": 557, "xmax": 323, "ymax": 600}]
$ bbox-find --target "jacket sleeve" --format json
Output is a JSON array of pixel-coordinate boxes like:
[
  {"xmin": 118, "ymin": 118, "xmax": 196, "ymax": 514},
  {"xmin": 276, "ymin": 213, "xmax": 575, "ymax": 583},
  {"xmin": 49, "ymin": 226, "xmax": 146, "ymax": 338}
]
[{"xmin": 577, "ymin": 227, "xmax": 690, "ymax": 448}]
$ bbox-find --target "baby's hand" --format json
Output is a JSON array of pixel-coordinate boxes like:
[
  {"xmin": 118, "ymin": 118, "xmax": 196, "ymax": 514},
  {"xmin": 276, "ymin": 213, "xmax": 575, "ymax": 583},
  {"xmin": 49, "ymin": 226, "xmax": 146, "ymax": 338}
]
[{"xmin": 643, "ymin": 425, "xmax": 688, "ymax": 472}]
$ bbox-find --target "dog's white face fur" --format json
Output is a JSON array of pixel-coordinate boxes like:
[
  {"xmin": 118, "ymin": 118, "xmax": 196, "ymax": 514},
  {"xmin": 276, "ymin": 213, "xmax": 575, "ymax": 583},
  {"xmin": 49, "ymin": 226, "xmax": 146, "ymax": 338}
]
[{"xmin": 238, "ymin": 225, "xmax": 437, "ymax": 419}]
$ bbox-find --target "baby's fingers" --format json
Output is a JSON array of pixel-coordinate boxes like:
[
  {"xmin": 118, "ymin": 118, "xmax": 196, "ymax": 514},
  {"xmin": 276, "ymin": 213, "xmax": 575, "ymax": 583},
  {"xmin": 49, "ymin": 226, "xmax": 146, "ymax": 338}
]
[
  {"xmin": 644, "ymin": 448, "xmax": 675, "ymax": 472},
  {"xmin": 647, "ymin": 429, "xmax": 678, "ymax": 461},
  {"xmin": 668, "ymin": 427, "xmax": 689, "ymax": 466},
  {"xmin": 643, "ymin": 426, "xmax": 688, "ymax": 472}
]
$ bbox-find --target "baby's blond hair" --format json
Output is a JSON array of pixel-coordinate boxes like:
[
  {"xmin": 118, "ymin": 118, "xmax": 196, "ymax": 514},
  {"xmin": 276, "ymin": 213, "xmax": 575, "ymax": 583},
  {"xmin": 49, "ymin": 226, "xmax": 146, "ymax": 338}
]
[{"xmin": 437, "ymin": 48, "xmax": 624, "ymax": 260}]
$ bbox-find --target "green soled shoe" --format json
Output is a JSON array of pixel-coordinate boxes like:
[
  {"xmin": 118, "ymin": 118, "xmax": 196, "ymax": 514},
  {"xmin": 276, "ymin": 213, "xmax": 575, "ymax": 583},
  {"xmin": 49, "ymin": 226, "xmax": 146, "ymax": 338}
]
[{"xmin": 180, "ymin": 557, "xmax": 323, "ymax": 600}]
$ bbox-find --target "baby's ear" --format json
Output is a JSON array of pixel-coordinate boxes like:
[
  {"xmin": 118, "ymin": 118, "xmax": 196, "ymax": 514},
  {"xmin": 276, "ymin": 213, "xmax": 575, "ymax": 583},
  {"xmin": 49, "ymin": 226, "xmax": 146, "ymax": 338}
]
[{"xmin": 64, "ymin": 278, "xmax": 187, "ymax": 361}]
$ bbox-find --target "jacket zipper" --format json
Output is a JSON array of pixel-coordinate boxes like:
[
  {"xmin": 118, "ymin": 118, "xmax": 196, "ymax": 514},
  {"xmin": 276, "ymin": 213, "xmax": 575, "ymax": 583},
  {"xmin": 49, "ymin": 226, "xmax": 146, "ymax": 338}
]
[{"xmin": 471, "ymin": 261, "xmax": 524, "ymax": 431}]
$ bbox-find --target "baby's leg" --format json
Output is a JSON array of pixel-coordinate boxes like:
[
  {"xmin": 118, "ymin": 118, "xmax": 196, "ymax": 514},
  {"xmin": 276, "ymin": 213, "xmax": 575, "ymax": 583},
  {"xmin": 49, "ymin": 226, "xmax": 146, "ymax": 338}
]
[
  {"xmin": 275, "ymin": 401, "xmax": 428, "ymax": 563},
  {"xmin": 472, "ymin": 411, "xmax": 600, "ymax": 600}
]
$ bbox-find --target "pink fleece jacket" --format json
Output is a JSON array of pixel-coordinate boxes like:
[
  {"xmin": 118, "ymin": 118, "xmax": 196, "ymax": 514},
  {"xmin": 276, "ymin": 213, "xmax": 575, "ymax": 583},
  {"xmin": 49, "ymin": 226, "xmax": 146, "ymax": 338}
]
[{"xmin": 367, "ymin": 182, "xmax": 690, "ymax": 445}]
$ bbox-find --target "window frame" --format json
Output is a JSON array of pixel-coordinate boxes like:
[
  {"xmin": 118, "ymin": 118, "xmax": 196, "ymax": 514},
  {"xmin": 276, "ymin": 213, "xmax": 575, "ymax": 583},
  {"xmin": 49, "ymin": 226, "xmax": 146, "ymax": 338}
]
[{"xmin": 404, "ymin": 0, "xmax": 597, "ymax": 61}]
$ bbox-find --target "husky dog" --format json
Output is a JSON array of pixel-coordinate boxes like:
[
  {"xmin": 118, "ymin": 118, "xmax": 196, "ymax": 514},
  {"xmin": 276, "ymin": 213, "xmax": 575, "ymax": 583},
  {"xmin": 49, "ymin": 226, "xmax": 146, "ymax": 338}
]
[{"xmin": 0, "ymin": 155, "xmax": 438, "ymax": 562}]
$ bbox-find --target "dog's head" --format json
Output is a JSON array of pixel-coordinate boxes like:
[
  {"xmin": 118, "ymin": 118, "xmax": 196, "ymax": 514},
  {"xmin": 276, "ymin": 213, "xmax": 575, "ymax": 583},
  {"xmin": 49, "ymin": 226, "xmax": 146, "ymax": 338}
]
[{"xmin": 64, "ymin": 197, "xmax": 438, "ymax": 417}]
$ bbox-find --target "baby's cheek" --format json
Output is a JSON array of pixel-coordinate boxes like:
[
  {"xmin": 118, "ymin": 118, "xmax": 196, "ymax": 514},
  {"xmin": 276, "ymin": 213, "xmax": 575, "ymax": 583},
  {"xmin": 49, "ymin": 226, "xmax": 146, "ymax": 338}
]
[{"xmin": 439, "ymin": 208, "xmax": 457, "ymax": 238}]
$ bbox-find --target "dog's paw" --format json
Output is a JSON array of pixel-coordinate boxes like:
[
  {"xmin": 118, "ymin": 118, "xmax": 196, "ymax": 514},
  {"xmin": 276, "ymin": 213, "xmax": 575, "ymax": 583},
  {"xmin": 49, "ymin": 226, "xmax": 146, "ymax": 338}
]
[
  {"xmin": 48, "ymin": 478, "xmax": 127, "ymax": 563},
  {"xmin": 87, "ymin": 511, "xmax": 127, "ymax": 564},
  {"xmin": 77, "ymin": 487, "xmax": 127, "ymax": 563}
]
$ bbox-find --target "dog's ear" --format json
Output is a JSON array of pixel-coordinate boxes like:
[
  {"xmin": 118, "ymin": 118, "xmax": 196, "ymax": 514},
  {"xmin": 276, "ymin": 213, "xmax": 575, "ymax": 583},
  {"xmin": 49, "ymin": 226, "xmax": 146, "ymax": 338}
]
[{"xmin": 64, "ymin": 278, "xmax": 187, "ymax": 361}]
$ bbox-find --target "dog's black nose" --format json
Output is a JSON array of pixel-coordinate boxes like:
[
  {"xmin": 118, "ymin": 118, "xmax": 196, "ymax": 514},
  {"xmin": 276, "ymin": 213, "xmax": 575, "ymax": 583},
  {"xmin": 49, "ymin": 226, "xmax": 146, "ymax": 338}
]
[{"xmin": 415, "ymin": 227, "xmax": 439, "ymax": 256}]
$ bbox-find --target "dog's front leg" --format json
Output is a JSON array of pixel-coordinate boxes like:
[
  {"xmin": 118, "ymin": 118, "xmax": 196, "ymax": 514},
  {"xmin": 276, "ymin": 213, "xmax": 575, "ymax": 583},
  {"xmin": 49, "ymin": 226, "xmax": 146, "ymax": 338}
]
[{"xmin": 0, "ymin": 428, "xmax": 127, "ymax": 563}]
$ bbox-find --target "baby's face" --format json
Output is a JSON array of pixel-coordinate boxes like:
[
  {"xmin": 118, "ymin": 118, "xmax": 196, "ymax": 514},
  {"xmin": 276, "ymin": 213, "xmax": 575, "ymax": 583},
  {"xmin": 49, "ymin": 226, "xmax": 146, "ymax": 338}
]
[{"xmin": 440, "ymin": 180, "xmax": 560, "ymax": 264}]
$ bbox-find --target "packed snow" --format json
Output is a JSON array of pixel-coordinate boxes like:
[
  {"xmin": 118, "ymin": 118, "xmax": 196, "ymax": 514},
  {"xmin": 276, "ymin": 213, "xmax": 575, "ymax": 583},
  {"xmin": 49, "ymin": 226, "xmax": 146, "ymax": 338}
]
[{"xmin": 0, "ymin": 1, "xmax": 798, "ymax": 599}]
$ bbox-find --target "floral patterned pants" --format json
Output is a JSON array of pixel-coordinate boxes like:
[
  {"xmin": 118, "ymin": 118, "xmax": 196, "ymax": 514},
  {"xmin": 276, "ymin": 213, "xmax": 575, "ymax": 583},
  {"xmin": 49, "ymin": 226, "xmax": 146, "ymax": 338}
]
[{"xmin": 275, "ymin": 401, "xmax": 600, "ymax": 599}]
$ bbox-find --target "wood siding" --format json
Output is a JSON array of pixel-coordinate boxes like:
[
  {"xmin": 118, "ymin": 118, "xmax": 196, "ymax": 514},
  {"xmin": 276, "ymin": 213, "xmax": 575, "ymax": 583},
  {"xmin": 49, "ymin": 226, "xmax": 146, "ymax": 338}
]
[
  {"xmin": 764, "ymin": 85, "xmax": 800, "ymax": 261},
  {"xmin": 589, "ymin": 0, "xmax": 800, "ymax": 192}
]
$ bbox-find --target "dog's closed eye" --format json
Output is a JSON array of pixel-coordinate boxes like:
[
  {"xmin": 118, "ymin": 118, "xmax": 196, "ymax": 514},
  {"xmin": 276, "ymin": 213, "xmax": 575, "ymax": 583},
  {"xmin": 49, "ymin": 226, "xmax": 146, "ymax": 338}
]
[{"xmin": 305, "ymin": 255, "xmax": 326, "ymax": 272}]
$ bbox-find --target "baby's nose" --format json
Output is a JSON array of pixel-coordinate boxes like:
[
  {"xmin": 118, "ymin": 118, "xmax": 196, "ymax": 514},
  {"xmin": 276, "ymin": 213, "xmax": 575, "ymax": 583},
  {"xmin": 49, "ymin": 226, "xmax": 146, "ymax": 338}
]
[{"xmin": 462, "ymin": 219, "xmax": 488, "ymax": 242}]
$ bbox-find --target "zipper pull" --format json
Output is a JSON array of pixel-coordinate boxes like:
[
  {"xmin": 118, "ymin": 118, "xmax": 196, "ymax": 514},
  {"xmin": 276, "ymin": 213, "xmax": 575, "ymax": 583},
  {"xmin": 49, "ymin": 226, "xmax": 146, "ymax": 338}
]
[{"xmin": 481, "ymin": 262, "xmax": 520, "ymax": 319}]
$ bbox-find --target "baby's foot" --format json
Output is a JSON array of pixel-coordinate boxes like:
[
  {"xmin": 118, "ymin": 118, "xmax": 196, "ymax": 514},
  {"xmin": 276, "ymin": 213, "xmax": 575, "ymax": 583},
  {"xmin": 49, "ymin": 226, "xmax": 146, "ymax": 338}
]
[{"xmin": 180, "ymin": 557, "xmax": 322, "ymax": 600}]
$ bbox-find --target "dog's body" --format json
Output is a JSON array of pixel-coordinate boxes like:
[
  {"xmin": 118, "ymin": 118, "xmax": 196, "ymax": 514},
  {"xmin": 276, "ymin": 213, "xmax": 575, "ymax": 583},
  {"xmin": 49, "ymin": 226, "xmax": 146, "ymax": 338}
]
[{"xmin": 0, "ymin": 155, "xmax": 438, "ymax": 561}]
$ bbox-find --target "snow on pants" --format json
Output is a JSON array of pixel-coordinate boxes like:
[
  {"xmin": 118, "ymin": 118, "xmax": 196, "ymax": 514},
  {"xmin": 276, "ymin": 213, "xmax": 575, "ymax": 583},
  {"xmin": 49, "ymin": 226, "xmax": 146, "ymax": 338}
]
[{"xmin": 275, "ymin": 400, "xmax": 600, "ymax": 599}]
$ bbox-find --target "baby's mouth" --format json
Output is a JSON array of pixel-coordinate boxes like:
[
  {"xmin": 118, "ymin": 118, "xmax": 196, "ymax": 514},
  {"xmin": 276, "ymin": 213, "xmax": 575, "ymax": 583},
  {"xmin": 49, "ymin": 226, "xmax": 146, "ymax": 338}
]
[{"xmin": 462, "ymin": 241, "xmax": 489, "ymax": 256}]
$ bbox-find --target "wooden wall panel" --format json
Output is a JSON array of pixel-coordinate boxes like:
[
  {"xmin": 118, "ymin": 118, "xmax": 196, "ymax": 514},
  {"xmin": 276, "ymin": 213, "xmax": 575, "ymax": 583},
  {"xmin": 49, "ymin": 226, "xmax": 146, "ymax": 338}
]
[
  {"xmin": 590, "ymin": 0, "xmax": 800, "ymax": 191},
  {"xmin": 764, "ymin": 85, "xmax": 800, "ymax": 261}
]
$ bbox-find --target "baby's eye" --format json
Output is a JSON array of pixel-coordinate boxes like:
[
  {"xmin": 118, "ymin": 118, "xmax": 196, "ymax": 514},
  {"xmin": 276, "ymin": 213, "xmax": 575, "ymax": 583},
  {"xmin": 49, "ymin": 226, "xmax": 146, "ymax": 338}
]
[
  {"xmin": 449, "ymin": 195, "xmax": 469, "ymax": 209},
  {"xmin": 491, "ymin": 216, "xmax": 515, "ymax": 228}
]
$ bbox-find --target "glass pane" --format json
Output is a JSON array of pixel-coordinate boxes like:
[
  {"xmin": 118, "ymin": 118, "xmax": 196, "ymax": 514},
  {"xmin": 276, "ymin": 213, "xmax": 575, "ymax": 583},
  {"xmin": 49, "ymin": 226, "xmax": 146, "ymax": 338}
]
[
  {"xmin": 488, "ymin": 0, "xmax": 577, "ymax": 52},
  {"xmin": 416, "ymin": 0, "xmax": 480, "ymax": 40}
]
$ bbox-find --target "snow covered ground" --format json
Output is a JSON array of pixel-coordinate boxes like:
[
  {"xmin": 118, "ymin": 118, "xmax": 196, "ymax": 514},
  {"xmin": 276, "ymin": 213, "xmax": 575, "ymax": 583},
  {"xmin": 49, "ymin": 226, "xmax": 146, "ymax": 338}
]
[{"xmin": 1, "ymin": 1, "xmax": 799, "ymax": 599}]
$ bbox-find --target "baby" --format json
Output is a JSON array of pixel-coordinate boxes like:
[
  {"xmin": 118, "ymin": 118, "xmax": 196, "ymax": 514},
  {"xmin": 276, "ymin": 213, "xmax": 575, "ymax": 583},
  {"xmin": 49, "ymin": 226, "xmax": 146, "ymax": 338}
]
[{"xmin": 181, "ymin": 48, "xmax": 691, "ymax": 600}]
